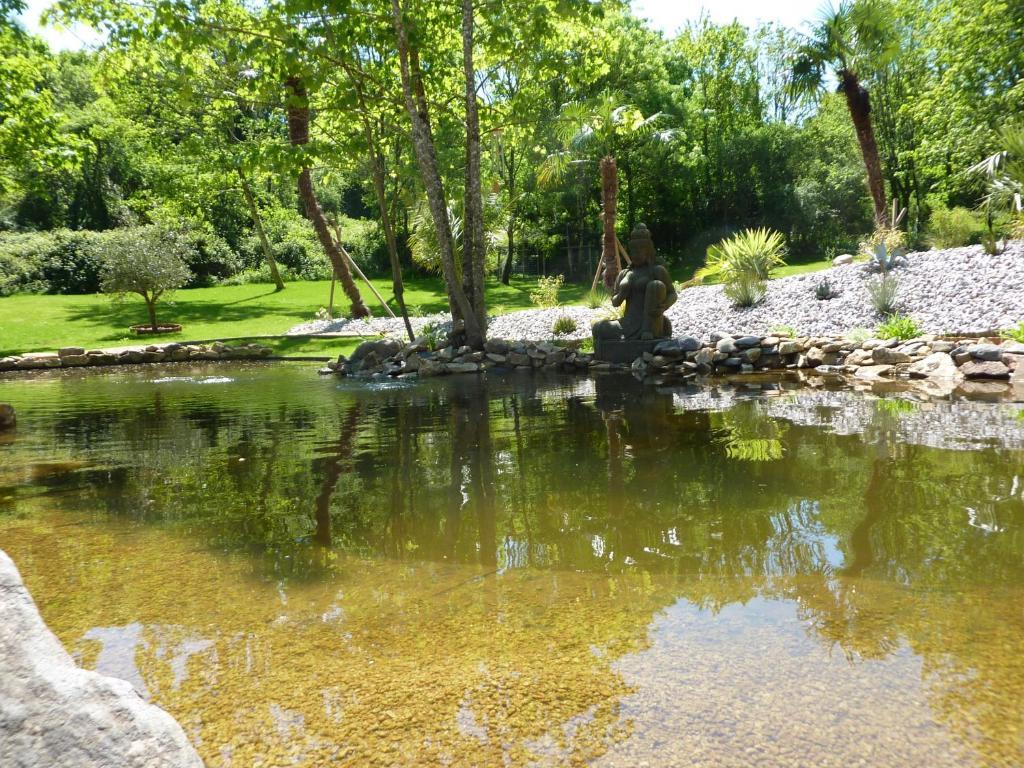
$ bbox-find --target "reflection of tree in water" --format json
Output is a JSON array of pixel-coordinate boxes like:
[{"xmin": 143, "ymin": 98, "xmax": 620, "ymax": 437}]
[{"xmin": 6, "ymin": 370, "xmax": 1024, "ymax": 763}]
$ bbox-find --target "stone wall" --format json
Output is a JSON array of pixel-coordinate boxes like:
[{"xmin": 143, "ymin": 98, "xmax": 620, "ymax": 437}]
[
  {"xmin": 0, "ymin": 342, "xmax": 271, "ymax": 372},
  {"xmin": 0, "ymin": 550, "xmax": 203, "ymax": 768},
  {"xmin": 327, "ymin": 333, "xmax": 1024, "ymax": 387}
]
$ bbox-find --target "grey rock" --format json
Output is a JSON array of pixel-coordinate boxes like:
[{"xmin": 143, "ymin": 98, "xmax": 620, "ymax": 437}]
[
  {"xmin": 716, "ymin": 338, "xmax": 738, "ymax": 354},
  {"xmin": 418, "ymin": 358, "xmax": 445, "ymax": 377},
  {"xmin": 960, "ymin": 360, "xmax": 1011, "ymax": 379},
  {"xmin": 484, "ymin": 338, "xmax": 510, "ymax": 355},
  {"xmin": 873, "ymin": 347, "xmax": 911, "ymax": 365},
  {"xmin": 734, "ymin": 335, "xmax": 761, "ymax": 349},
  {"xmin": 694, "ymin": 348, "xmax": 715, "ymax": 367},
  {"xmin": 907, "ymin": 352, "xmax": 960, "ymax": 380},
  {"xmin": 485, "ymin": 353, "xmax": 507, "ymax": 364},
  {"xmin": 60, "ymin": 355, "xmax": 90, "ymax": 367},
  {"xmin": 833, "ymin": 253, "xmax": 855, "ymax": 266},
  {"xmin": 855, "ymin": 364, "xmax": 894, "ymax": 380},
  {"xmin": 777, "ymin": 341, "xmax": 802, "ymax": 356},
  {"xmin": 0, "ymin": 550, "xmax": 203, "ymax": 768},
  {"xmin": 58, "ymin": 347, "xmax": 85, "ymax": 357},
  {"xmin": 930, "ymin": 341, "xmax": 955, "ymax": 353},
  {"xmin": 509, "ymin": 352, "xmax": 530, "ymax": 367},
  {"xmin": 969, "ymin": 344, "xmax": 1004, "ymax": 361}
]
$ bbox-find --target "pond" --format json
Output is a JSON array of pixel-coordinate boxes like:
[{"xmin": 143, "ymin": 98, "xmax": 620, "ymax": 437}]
[{"xmin": 1, "ymin": 363, "xmax": 1023, "ymax": 767}]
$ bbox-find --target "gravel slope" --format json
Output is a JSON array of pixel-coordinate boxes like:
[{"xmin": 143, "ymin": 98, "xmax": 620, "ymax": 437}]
[{"xmin": 288, "ymin": 242, "xmax": 1024, "ymax": 341}]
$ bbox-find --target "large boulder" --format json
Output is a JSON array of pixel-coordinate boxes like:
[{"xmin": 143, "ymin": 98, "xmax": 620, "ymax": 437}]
[{"xmin": 0, "ymin": 550, "xmax": 203, "ymax": 768}]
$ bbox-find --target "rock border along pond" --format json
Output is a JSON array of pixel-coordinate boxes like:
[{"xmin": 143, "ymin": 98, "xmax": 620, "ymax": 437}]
[{"xmin": 326, "ymin": 331, "xmax": 1024, "ymax": 392}]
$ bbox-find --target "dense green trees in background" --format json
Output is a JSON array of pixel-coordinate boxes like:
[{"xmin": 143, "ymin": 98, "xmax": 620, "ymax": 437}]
[{"xmin": 0, "ymin": 0, "xmax": 1021, "ymax": 300}]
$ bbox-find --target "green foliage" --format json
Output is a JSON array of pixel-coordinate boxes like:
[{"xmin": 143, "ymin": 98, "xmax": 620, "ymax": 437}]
[
  {"xmin": 696, "ymin": 228, "xmax": 787, "ymax": 284},
  {"xmin": 585, "ymin": 288, "xmax": 607, "ymax": 309},
  {"xmin": 723, "ymin": 275, "xmax": 767, "ymax": 308},
  {"xmin": 771, "ymin": 324, "xmax": 799, "ymax": 338},
  {"xmin": 0, "ymin": 229, "xmax": 104, "ymax": 295},
  {"xmin": 876, "ymin": 313, "xmax": 923, "ymax": 340},
  {"xmin": 529, "ymin": 274, "xmax": 564, "ymax": 308},
  {"xmin": 814, "ymin": 279, "xmax": 835, "ymax": 300},
  {"xmin": 867, "ymin": 274, "xmax": 900, "ymax": 315},
  {"xmin": 551, "ymin": 315, "xmax": 578, "ymax": 336},
  {"xmin": 927, "ymin": 205, "xmax": 983, "ymax": 248},
  {"xmin": 97, "ymin": 226, "xmax": 194, "ymax": 327},
  {"xmin": 1001, "ymin": 322, "xmax": 1024, "ymax": 344}
]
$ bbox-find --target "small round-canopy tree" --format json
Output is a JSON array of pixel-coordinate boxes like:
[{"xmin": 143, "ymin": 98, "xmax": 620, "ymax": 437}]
[{"xmin": 98, "ymin": 226, "xmax": 194, "ymax": 331}]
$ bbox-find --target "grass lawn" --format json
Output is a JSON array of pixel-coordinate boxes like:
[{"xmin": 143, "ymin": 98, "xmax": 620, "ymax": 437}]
[
  {"xmin": 0, "ymin": 276, "xmax": 589, "ymax": 356},
  {"xmin": 773, "ymin": 259, "xmax": 833, "ymax": 278}
]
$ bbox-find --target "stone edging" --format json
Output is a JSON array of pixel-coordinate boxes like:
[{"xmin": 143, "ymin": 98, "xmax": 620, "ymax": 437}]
[
  {"xmin": 327, "ymin": 333, "xmax": 1024, "ymax": 385},
  {"xmin": 0, "ymin": 342, "xmax": 272, "ymax": 372}
]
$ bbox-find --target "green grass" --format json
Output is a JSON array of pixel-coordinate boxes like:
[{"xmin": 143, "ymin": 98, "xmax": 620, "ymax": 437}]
[
  {"xmin": 0, "ymin": 276, "xmax": 589, "ymax": 356},
  {"xmin": 772, "ymin": 259, "xmax": 833, "ymax": 278}
]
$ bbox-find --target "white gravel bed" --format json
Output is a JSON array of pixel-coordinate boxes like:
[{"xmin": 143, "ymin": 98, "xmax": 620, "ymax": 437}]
[{"xmin": 287, "ymin": 242, "xmax": 1024, "ymax": 341}]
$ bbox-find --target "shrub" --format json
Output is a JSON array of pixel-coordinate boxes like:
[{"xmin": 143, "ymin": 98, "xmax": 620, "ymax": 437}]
[
  {"xmin": 927, "ymin": 206, "xmax": 983, "ymax": 248},
  {"xmin": 859, "ymin": 224, "xmax": 907, "ymax": 257},
  {"xmin": 552, "ymin": 315, "xmax": 577, "ymax": 336},
  {"xmin": 97, "ymin": 226, "xmax": 194, "ymax": 330},
  {"xmin": 529, "ymin": 274, "xmax": 564, "ymax": 308},
  {"xmin": 0, "ymin": 229, "xmax": 105, "ymax": 295},
  {"xmin": 723, "ymin": 274, "xmax": 767, "ymax": 308},
  {"xmin": 867, "ymin": 274, "xmax": 900, "ymax": 316},
  {"xmin": 181, "ymin": 229, "xmax": 241, "ymax": 286},
  {"xmin": 585, "ymin": 288, "xmax": 606, "ymax": 309},
  {"xmin": 876, "ymin": 314, "xmax": 923, "ymax": 340},
  {"xmin": 771, "ymin": 324, "xmax": 799, "ymax": 338},
  {"xmin": 220, "ymin": 263, "xmax": 297, "ymax": 286},
  {"xmin": 1002, "ymin": 322, "xmax": 1024, "ymax": 344},
  {"xmin": 696, "ymin": 228, "xmax": 787, "ymax": 284}
]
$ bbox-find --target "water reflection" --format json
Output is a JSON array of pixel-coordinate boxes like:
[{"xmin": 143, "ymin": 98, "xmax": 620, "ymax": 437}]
[{"xmin": 1, "ymin": 364, "xmax": 1023, "ymax": 765}]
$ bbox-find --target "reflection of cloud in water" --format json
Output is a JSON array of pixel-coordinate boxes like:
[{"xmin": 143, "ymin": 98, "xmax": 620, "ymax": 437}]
[
  {"xmin": 598, "ymin": 597, "xmax": 973, "ymax": 767},
  {"xmin": 151, "ymin": 376, "xmax": 234, "ymax": 385},
  {"xmin": 83, "ymin": 623, "xmax": 149, "ymax": 698}
]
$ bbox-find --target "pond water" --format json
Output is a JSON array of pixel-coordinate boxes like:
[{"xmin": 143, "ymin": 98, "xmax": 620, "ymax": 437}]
[{"xmin": 1, "ymin": 363, "xmax": 1023, "ymax": 767}]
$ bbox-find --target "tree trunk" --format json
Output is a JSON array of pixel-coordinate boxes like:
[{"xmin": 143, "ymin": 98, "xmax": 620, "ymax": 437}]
[
  {"xmin": 600, "ymin": 155, "xmax": 619, "ymax": 290},
  {"xmin": 461, "ymin": 0, "xmax": 487, "ymax": 336},
  {"xmin": 145, "ymin": 295, "xmax": 158, "ymax": 331},
  {"xmin": 500, "ymin": 146, "xmax": 516, "ymax": 286},
  {"xmin": 284, "ymin": 76, "xmax": 370, "ymax": 318},
  {"xmin": 501, "ymin": 219, "xmax": 515, "ymax": 285},
  {"xmin": 391, "ymin": 0, "xmax": 484, "ymax": 347},
  {"xmin": 840, "ymin": 71, "xmax": 887, "ymax": 226},
  {"xmin": 237, "ymin": 167, "xmax": 285, "ymax": 291}
]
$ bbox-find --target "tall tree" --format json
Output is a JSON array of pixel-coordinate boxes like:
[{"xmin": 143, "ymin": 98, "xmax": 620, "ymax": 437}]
[
  {"xmin": 285, "ymin": 76, "xmax": 369, "ymax": 319},
  {"xmin": 390, "ymin": 0, "xmax": 484, "ymax": 346},
  {"xmin": 791, "ymin": 0, "xmax": 897, "ymax": 225}
]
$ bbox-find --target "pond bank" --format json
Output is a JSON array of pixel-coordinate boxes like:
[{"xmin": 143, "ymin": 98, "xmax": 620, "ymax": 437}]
[
  {"xmin": 327, "ymin": 332, "xmax": 1024, "ymax": 398},
  {"xmin": 0, "ymin": 550, "xmax": 203, "ymax": 768},
  {"xmin": 0, "ymin": 341, "xmax": 272, "ymax": 372}
]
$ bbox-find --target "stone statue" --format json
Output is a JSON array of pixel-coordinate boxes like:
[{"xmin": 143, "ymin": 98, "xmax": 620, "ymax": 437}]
[{"xmin": 593, "ymin": 224, "xmax": 677, "ymax": 349}]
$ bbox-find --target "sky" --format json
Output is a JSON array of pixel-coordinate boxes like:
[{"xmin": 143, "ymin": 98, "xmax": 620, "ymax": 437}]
[{"xmin": 18, "ymin": 0, "xmax": 827, "ymax": 51}]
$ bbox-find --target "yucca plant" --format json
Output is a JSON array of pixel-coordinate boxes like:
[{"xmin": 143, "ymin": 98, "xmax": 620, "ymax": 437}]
[
  {"xmin": 695, "ymin": 228, "xmax": 787, "ymax": 284},
  {"xmin": 724, "ymin": 274, "xmax": 767, "ymax": 308}
]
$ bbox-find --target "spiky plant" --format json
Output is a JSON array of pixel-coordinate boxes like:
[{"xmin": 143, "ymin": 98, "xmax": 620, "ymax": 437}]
[
  {"xmin": 695, "ymin": 228, "xmax": 787, "ymax": 284},
  {"xmin": 724, "ymin": 274, "xmax": 768, "ymax": 308},
  {"xmin": 867, "ymin": 273, "xmax": 899, "ymax": 315}
]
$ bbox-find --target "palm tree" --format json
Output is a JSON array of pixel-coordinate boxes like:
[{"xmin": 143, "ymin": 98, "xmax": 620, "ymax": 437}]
[
  {"xmin": 539, "ymin": 90, "xmax": 670, "ymax": 290},
  {"xmin": 791, "ymin": 0, "xmax": 897, "ymax": 226}
]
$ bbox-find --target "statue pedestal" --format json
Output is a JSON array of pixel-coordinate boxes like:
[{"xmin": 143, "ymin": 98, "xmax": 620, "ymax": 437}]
[{"xmin": 593, "ymin": 338, "xmax": 659, "ymax": 364}]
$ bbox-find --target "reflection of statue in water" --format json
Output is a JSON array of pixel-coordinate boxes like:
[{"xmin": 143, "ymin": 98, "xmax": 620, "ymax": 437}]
[{"xmin": 593, "ymin": 224, "xmax": 677, "ymax": 342}]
